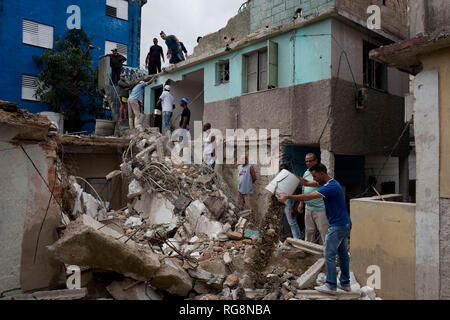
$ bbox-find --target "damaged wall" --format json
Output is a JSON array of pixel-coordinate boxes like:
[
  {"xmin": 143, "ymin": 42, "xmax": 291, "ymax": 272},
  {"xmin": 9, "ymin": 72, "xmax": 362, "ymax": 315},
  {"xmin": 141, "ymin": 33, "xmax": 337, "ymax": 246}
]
[
  {"xmin": 350, "ymin": 196, "xmax": 416, "ymax": 300},
  {"xmin": 408, "ymin": 0, "xmax": 450, "ymax": 38},
  {"xmin": 0, "ymin": 110, "xmax": 65, "ymax": 292}
]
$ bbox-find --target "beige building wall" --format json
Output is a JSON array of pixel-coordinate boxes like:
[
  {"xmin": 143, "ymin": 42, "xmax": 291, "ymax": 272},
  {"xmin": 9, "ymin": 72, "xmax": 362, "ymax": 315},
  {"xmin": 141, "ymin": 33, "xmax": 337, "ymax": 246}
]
[
  {"xmin": 420, "ymin": 48, "xmax": 450, "ymax": 198},
  {"xmin": 350, "ymin": 196, "xmax": 416, "ymax": 300}
]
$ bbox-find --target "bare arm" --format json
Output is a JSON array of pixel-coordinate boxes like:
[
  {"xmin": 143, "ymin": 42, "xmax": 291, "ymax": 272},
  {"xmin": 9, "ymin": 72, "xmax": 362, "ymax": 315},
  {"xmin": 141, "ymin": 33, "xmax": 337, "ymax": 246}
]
[
  {"xmin": 278, "ymin": 192, "xmax": 323, "ymax": 204},
  {"xmin": 250, "ymin": 166, "xmax": 257, "ymax": 183},
  {"xmin": 297, "ymin": 176, "xmax": 320, "ymax": 188},
  {"xmin": 156, "ymin": 99, "xmax": 162, "ymax": 107},
  {"xmin": 181, "ymin": 116, "xmax": 188, "ymax": 129}
]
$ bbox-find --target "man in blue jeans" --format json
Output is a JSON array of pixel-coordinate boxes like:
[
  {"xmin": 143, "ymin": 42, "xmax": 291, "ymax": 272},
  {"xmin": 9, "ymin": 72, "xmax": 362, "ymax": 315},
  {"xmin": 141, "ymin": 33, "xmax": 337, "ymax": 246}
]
[{"xmin": 278, "ymin": 163, "xmax": 352, "ymax": 294}]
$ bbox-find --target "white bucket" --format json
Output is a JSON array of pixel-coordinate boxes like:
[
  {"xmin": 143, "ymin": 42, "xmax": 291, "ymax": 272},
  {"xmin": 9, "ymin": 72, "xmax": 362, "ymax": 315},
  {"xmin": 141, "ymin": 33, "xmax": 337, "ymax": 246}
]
[
  {"xmin": 39, "ymin": 112, "xmax": 64, "ymax": 134},
  {"xmin": 265, "ymin": 169, "xmax": 300, "ymax": 195}
]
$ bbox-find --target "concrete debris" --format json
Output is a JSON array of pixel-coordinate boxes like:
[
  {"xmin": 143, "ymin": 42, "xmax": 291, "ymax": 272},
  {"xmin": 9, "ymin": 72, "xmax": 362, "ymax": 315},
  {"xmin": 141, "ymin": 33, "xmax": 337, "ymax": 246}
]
[
  {"xmin": 361, "ymin": 286, "xmax": 376, "ymax": 300},
  {"xmin": 234, "ymin": 217, "xmax": 247, "ymax": 234},
  {"xmin": 125, "ymin": 216, "xmax": 143, "ymax": 228},
  {"xmin": 286, "ymin": 237, "xmax": 324, "ymax": 255},
  {"xmin": 188, "ymin": 268, "xmax": 214, "ymax": 282},
  {"xmin": 106, "ymin": 170, "xmax": 122, "ymax": 181},
  {"xmin": 72, "ymin": 180, "xmax": 107, "ymax": 219},
  {"xmin": 296, "ymin": 258, "xmax": 325, "ymax": 289},
  {"xmin": 223, "ymin": 252, "xmax": 233, "ymax": 265},
  {"xmin": 8, "ymin": 289, "xmax": 88, "ymax": 301},
  {"xmin": 47, "ymin": 215, "xmax": 161, "ymax": 281},
  {"xmin": 185, "ymin": 200, "xmax": 224, "ymax": 239},
  {"xmin": 106, "ymin": 278, "xmax": 162, "ymax": 300},
  {"xmin": 224, "ymin": 274, "xmax": 239, "ymax": 288},
  {"xmin": 128, "ymin": 179, "xmax": 144, "ymax": 199},
  {"xmin": 150, "ymin": 258, "xmax": 193, "ymax": 296}
]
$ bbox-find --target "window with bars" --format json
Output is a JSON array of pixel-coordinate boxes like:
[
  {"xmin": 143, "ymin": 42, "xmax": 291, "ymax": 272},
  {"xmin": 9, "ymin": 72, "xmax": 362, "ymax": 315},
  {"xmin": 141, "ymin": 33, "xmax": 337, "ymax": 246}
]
[
  {"xmin": 22, "ymin": 19, "xmax": 54, "ymax": 49},
  {"xmin": 216, "ymin": 60, "xmax": 230, "ymax": 85},
  {"xmin": 106, "ymin": 0, "xmax": 128, "ymax": 20},
  {"xmin": 21, "ymin": 75, "xmax": 39, "ymax": 101},
  {"xmin": 105, "ymin": 40, "xmax": 128, "ymax": 65}
]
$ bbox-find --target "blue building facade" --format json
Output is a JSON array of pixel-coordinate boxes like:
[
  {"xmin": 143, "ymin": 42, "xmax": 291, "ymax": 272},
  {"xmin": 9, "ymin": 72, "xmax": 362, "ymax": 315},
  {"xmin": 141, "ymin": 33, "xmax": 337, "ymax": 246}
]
[{"xmin": 0, "ymin": 0, "xmax": 146, "ymax": 117}]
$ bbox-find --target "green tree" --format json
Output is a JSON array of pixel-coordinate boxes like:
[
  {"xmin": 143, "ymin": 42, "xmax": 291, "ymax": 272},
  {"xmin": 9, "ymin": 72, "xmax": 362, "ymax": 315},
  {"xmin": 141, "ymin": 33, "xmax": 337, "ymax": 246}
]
[{"xmin": 34, "ymin": 28, "xmax": 105, "ymax": 133}]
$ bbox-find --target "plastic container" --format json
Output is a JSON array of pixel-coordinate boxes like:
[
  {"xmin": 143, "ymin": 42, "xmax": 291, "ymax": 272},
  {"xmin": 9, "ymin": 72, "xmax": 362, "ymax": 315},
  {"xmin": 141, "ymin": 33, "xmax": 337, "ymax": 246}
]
[
  {"xmin": 39, "ymin": 112, "xmax": 64, "ymax": 134},
  {"xmin": 95, "ymin": 119, "xmax": 115, "ymax": 136},
  {"xmin": 265, "ymin": 169, "xmax": 300, "ymax": 195}
]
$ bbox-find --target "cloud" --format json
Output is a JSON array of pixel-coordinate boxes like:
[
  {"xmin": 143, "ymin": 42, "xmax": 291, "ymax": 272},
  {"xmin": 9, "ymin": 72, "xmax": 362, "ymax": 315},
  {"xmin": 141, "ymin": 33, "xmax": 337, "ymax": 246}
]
[{"xmin": 140, "ymin": 0, "xmax": 245, "ymax": 68}]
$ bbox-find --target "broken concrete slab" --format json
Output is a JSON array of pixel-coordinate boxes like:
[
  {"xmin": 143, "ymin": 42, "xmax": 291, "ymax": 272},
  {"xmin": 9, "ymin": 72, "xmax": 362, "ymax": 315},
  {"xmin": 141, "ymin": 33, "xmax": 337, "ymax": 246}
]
[
  {"xmin": 286, "ymin": 238, "xmax": 324, "ymax": 254},
  {"xmin": 150, "ymin": 258, "xmax": 193, "ymax": 296},
  {"xmin": 204, "ymin": 195, "xmax": 226, "ymax": 220},
  {"xmin": 223, "ymin": 252, "xmax": 232, "ymax": 265},
  {"xmin": 128, "ymin": 179, "xmax": 144, "ymax": 199},
  {"xmin": 188, "ymin": 268, "xmax": 214, "ymax": 282},
  {"xmin": 47, "ymin": 215, "xmax": 160, "ymax": 281},
  {"xmin": 224, "ymin": 274, "xmax": 239, "ymax": 289},
  {"xmin": 235, "ymin": 217, "xmax": 247, "ymax": 234},
  {"xmin": 185, "ymin": 200, "xmax": 223, "ymax": 239},
  {"xmin": 296, "ymin": 258, "xmax": 325, "ymax": 289},
  {"xmin": 106, "ymin": 278, "xmax": 162, "ymax": 300},
  {"xmin": 244, "ymin": 288, "xmax": 266, "ymax": 300},
  {"xmin": 173, "ymin": 195, "xmax": 192, "ymax": 214},
  {"xmin": 106, "ymin": 170, "xmax": 122, "ymax": 181},
  {"xmin": 10, "ymin": 289, "xmax": 88, "ymax": 300}
]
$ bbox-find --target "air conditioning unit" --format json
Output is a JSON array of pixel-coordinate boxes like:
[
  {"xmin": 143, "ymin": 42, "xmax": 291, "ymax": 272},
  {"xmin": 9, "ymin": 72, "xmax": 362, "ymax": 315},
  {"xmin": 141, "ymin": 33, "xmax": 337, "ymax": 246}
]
[{"xmin": 356, "ymin": 87, "xmax": 369, "ymax": 110}]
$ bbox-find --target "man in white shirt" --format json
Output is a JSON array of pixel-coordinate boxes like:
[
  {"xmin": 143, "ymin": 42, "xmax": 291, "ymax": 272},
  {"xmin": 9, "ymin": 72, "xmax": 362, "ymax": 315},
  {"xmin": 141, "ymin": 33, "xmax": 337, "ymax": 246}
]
[{"xmin": 156, "ymin": 85, "xmax": 175, "ymax": 134}]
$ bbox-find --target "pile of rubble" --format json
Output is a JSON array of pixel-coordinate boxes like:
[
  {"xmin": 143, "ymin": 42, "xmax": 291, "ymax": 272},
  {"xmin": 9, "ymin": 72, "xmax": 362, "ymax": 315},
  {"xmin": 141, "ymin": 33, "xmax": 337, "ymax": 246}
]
[{"xmin": 3, "ymin": 127, "xmax": 381, "ymax": 300}]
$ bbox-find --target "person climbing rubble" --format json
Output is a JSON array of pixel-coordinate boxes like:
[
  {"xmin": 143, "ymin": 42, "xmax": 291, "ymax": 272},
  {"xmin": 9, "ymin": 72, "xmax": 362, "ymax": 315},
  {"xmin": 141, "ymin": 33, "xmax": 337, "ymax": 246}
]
[
  {"xmin": 237, "ymin": 155, "xmax": 257, "ymax": 223},
  {"xmin": 118, "ymin": 74, "xmax": 130, "ymax": 122},
  {"xmin": 277, "ymin": 163, "xmax": 352, "ymax": 295},
  {"xmin": 127, "ymin": 75, "xmax": 157, "ymax": 129}
]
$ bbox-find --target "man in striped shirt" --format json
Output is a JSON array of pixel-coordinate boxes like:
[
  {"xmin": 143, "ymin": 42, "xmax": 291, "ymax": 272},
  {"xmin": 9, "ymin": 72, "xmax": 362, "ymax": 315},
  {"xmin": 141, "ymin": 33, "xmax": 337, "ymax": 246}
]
[{"xmin": 298, "ymin": 153, "xmax": 328, "ymax": 244}]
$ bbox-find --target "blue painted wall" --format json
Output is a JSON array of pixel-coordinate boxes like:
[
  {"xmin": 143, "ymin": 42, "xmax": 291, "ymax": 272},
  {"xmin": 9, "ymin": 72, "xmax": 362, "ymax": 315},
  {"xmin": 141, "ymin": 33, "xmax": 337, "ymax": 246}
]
[
  {"xmin": 146, "ymin": 19, "xmax": 332, "ymax": 111},
  {"xmin": 0, "ymin": 0, "xmax": 142, "ymax": 121}
]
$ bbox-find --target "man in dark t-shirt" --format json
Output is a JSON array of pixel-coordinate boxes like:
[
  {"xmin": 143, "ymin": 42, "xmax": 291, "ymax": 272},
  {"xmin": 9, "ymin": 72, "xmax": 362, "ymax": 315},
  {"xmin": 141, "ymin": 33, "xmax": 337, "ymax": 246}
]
[
  {"xmin": 179, "ymin": 98, "xmax": 190, "ymax": 130},
  {"xmin": 99, "ymin": 48, "xmax": 127, "ymax": 85},
  {"xmin": 146, "ymin": 38, "xmax": 165, "ymax": 75}
]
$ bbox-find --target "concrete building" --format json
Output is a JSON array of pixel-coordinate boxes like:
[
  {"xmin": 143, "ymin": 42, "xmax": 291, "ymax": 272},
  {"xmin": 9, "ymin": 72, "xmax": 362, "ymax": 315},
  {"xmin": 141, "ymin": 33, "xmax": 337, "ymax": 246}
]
[
  {"xmin": 143, "ymin": 0, "xmax": 410, "ymax": 219},
  {"xmin": 351, "ymin": 0, "xmax": 450, "ymax": 299},
  {"xmin": 0, "ymin": 0, "xmax": 146, "ymax": 132}
]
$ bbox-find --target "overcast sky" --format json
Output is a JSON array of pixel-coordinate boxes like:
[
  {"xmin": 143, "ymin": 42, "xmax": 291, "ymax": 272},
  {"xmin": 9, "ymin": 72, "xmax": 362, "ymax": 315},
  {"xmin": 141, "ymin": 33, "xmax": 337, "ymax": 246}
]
[{"xmin": 140, "ymin": 0, "xmax": 246, "ymax": 68}]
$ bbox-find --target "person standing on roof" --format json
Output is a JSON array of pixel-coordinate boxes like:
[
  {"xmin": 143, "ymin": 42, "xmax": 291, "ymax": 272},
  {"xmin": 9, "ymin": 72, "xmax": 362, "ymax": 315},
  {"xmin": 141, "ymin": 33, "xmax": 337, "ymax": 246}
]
[
  {"xmin": 179, "ymin": 42, "xmax": 188, "ymax": 60},
  {"xmin": 160, "ymin": 31, "xmax": 185, "ymax": 64},
  {"xmin": 99, "ymin": 48, "xmax": 127, "ymax": 86},
  {"xmin": 146, "ymin": 38, "xmax": 165, "ymax": 75},
  {"xmin": 156, "ymin": 85, "xmax": 175, "ymax": 134}
]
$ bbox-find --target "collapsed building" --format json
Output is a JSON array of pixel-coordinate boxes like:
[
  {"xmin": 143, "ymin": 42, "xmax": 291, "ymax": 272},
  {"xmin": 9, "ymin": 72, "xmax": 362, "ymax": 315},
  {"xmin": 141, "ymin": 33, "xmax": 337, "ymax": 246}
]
[{"xmin": 0, "ymin": 102, "xmax": 380, "ymax": 300}]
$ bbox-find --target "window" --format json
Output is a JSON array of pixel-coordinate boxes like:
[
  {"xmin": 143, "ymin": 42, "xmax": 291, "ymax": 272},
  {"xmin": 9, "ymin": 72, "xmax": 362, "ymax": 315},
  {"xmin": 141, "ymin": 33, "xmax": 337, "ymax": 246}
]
[
  {"xmin": 21, "ymin": 75, "xmax": 39, "ymax": 101},
  {"xmin": 243, "ymin": 40, "xmax": 278, "ymax": 93},
  {"xmin": 105, "ymin": 40, "xmax": 128, "ymax": 65},
  {"xmin": 22, "ymin": 19, "xmax": 54, "ymax": 49},
  {"xmin": 216, "ymin": 60, "xmax": 229, "ymax": 84},
  {"xmin": 363, "ymin": 41, "xmax": 387, "ymax": 91},
  {"xmin": 106, "ymin": 0, "xmax": 128, "ymax": 20},
  {"xmin": 244, "ymin": 49, "xmax": 267, "ymax": 93}
]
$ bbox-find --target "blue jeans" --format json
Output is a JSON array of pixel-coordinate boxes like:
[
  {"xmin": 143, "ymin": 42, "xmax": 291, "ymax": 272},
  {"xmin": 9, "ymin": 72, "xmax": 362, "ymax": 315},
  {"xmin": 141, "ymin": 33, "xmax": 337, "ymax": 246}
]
[
  {"xmin": 284, "ymin": 200, "xmax": 302, "ymax": 239},
  {"xmin": 163, "ymin": 111, "xmax": 172, "ymax": 133},
  {"xmin": 324, "ymin": 223, "xmax": 352, "ymax": 290}
]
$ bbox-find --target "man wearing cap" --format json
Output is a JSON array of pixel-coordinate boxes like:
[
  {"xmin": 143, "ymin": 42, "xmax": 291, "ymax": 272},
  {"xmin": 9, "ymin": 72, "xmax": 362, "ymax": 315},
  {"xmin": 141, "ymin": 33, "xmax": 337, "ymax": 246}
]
[
  {"xmin": 160, "ymin": 31, "xmax": 185, "ymax": 65},
  {"xmin": 156, "ymin": 85, "xmax": 175, "ymax": 134},
  {"xmin": 127, "ymin": 75, "xmax": 157, "ymax": 129},
  {"xmin": 100, "ymin": 48, "xmax": 127, "ymax": 85},
  {"xmin": 179, "ymin": 98, "xmax": 190, "ymax": 130},
  {"xmin": 146, "ymin": 38, "xmax": 165, "ymax": 75}
]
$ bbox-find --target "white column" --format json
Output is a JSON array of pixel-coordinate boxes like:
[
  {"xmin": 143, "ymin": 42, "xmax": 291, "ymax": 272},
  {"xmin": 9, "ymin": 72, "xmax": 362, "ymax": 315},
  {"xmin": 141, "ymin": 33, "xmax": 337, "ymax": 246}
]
[
  {"xmin": 414, "ymin": 69, "xmax": 440, "ymax": 300},
  {"xmin": 320, "ymin": 149, "xmax": 335, "ymax": 178}
]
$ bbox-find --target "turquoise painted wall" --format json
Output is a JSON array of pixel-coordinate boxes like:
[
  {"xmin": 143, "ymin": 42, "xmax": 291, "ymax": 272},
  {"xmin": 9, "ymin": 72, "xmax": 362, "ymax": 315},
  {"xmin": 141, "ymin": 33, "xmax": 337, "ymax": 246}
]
[{"xmin": 145, "ymin": 19, "xmax": 332, "ymax": 113}]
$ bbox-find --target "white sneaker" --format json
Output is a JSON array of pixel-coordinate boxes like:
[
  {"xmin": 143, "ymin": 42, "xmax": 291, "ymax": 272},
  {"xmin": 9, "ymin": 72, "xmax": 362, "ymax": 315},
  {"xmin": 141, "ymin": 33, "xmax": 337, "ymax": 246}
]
[{"xmin": 315, "ymin": 284, "xmax": 337, "ymax": 295}]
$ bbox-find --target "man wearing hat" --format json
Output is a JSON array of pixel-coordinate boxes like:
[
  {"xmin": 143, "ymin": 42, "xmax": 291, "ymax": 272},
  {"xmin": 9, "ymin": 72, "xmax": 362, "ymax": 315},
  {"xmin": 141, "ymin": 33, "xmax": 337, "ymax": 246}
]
[
  {"xmin": 99, "ymin": 48, "xmax": 127, "ymax": 85},
  {"xmin": 156, "ymin": 84, "xmax": 175, "ymax": 134}
]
